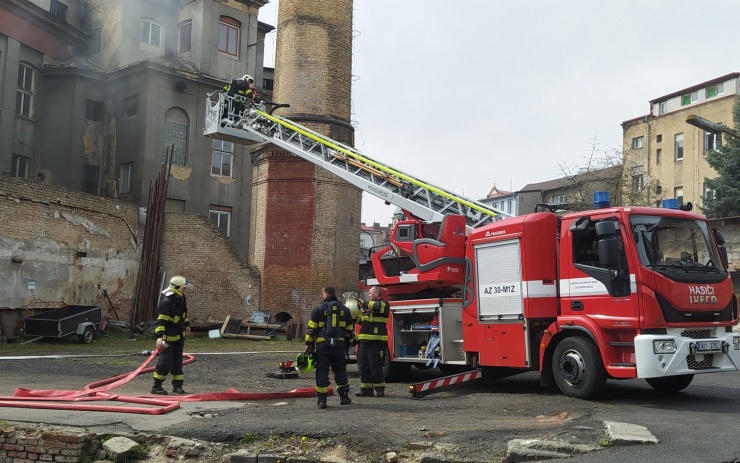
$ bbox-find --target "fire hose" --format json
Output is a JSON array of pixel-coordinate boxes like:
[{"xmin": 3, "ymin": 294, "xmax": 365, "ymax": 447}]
[{"xmin": 0, "ymin": 350, "xmax": 323, "ymax": 415}]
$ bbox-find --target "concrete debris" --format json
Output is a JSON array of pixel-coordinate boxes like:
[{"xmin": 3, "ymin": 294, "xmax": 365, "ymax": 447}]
[
  {"xmin": 604, "ymin": 421, "xmax": 659, "ymax": 445},
  {"xmin": 102, "ymin": 436, "xmax": 138, "ymax": 463},
  {"xmin": 505, "ymin": 438, "xmax": 601, "ymax": 462}
]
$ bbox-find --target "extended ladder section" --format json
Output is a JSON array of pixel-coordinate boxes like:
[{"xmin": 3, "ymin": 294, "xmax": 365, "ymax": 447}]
[{"xmin": 204, "ymin": 92, "xmax": 511, "ymax": 228}]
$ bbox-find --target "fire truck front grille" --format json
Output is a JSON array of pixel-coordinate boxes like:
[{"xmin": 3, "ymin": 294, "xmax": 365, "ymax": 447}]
[
  {"xmin": 686, "ymin": 354, "xmax": 714, "ymax": 369},
  {"xmin": 681, "ymin": 329, "xmax": 716, "ymax": 339}
]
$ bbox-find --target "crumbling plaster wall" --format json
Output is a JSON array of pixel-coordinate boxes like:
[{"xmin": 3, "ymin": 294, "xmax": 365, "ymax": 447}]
[{"xmin": 0, "ymin": 178, "xmax": 141, "ymax": 337}]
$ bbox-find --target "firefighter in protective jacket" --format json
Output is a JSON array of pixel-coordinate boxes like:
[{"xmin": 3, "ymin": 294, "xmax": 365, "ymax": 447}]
[
  {"xmin": 152, "ymin": 276, "xmax": 191, "ymax": 395},
  {"xmin": 305, "ymin": 285, "xmax": 355, "ymax": 409},
  {"xmin": 355, "ymin": 286, "xmax": 389, "ymax": 397}
]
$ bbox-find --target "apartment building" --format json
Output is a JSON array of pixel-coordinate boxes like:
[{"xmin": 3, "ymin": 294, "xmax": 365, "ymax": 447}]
[
  {"xmin": 1, "ymin": 0, "xmax": 272, "ymax": 259},
  {"xmin": 621, "ymin": 73, "xmax": 738, "ymax": 210}
]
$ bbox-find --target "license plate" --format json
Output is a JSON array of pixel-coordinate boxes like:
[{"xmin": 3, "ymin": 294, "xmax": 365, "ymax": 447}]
[{"xmin": 696, "ymin": 340, "xmax": 721, "ymax": 352}]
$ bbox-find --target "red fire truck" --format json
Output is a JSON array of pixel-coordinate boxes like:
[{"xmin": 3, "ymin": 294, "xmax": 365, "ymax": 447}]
[
  {"xmin": 206, "ymin": 95, "xmax": 739, "ymax": 398},
  {"xmin": 370, "ymin": 199, "xmax": 739, "ymax": 398}
]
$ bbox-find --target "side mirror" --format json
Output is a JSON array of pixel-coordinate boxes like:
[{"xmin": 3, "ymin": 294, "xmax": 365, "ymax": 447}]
[
  {"xmin": 595, "ymin": 220, "xmax": 616, "ymax": 237},
  {"xmin": 598, "ymin": 237, "xmax": 619, "ymax": 268},
  {"xmin": 713, "ymin": 228, "xmax": 725, "ymax": 246}
]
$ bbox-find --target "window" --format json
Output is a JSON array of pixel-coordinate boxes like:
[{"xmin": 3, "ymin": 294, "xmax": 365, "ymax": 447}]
[
  {"xmin": 704, "ymin": 131, "xmax": 721, "ymax": 153},
  {"xmin": 705, "ymin": 83, "xmax": 724, "ymax": 98},
  {"xmin": 11, "ymin": 154, "xmax": 29, "ymax": 178},
  {"xmin": 656, "ymin": 148, "xmax": 662, "ymax": 165},
  {"xmin": 658, "ymin": 102, "xmax": 667, "ymax": 115},
  {"xmin": 571, "ymin": 218, "xmax": 630, "ymax": 297},
  {"xmin": 123, "ymin": 95, "xmax": 138, "ymax": 118},
  {"xmin": 507, "ymin": 199, "xmax": 513, "ymax": 214},
  {"xmin": 674, "ymin": 186, "xmax": 683, "ymax": 205},
  {"xmin": 164, "ymin": 122, "xmax": 188, "ymax": 165},
  {"xmin": 632, "ymin": 136, "xmax": 644, "ymax": 149},
  {"xmin": 632, "ymin": 166, "xmax": 644, "ymax": 193},
  {"xmin": 656, "ymin": 134, "xmax": 662, "ymax": 143},
  {"xmin": 209, "ymin": 207, "xmax": 231, "ymax": 237},
  {"xmin": 119, "ymin": 162, "xmax": 133, "ymax": 194},
  {"xmin": 263, "ymin": 78, "xmax": 274, "ymax": 91},
  {"xmin": 674, "ymin": 133, "xmax": 683, "ymax": 161},
  {"xmin": 552, "ymin": 194, "xmax": 567, "ymax": 204},
  {"xmin": 681, "ymin": 92, "xmax": 699, "ymax": 106},
  {"xmin": 50, "ymin": 0, "xmax": 68, "ymax": 20},
  {"xmin": 703, "ymin": 182, "xmax": 716, "ymax": 201},
  {"xmin": 83, "ymin": 164, "xmax": 100, "ymax": 195},
  {"xmin": 16, "ymin": 63, "xmax": 35, "ymax": 118},
  {"xmin": 178, "ymin": 20, "xmax": 192, "ymax": 54},
  {"xmin": 86, "ymin": 99, "xmax": 104, "ymax": 121},
  {"xmin": 218, "ymin": 16, "xmax": 240, "ymax": 56},
  {"xmin": 141, "ymin": 18, "xmax": 161, "ymax": 47},
  {"xmin": 211, "ymin": 139, "xmax": 234, "ymax": 177}
]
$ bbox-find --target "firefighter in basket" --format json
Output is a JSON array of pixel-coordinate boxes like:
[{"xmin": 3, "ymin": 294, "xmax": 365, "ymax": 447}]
[
  {"xmin": 304, "ymin": 285, "xmax": 355, "ymax": 409},
  {"xmin": 221, "ymin": 74, "xmax": 259, "ymax": 125}
]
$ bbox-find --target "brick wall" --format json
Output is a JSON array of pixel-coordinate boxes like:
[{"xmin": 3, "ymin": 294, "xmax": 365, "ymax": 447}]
[
  {"xmin": 0, "ymin": 426, "xmax": 97, "ymax": 463},
  {"xmin": 253, "ymin": 0, "xmax": 361, "ymax": 323},
  {"xmin": 160, "ymin": 213, "xmax": 261, "ymax": 325},
  {"xmin": 0, "ymin": 179, "xmax": 263, "ymax": 338},
  {"xmin": 0, "ymin": 178, "xmax": 141, "ymax": 337}
]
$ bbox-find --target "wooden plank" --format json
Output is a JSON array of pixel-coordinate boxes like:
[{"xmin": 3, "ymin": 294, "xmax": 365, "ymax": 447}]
[
  {"xmin": 242, "ymin": 322, "xmax": 287, "ymax": 331},
  {"xmin": 220, "ymin": 315, "xmax": 242, "ymax": 335},
  {"xmin": 219, "ymin": 332, "xmax": 271, "ymax": 340}
]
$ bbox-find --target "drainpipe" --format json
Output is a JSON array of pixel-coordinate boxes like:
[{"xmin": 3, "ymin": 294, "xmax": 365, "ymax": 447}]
[{"xmin": 645, "ymin": 114, "xmax": 651, "ymax": 206}]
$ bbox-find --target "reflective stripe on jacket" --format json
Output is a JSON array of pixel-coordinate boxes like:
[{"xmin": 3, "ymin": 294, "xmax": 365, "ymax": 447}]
[
  {"xmin": 357, "ymin": 299, "xmax": 389, "ymax": 342},
  {"xmin": 154, "ymin": 294, "xmax": 190, "ymax": 342},
  {"xmin": 305, "ymin": 297, "xmax": 355, "ymax": 345}
]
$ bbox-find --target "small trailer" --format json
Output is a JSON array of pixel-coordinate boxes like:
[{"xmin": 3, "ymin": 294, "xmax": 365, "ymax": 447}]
[{"xmin": 24, "ymin": 305, "xmax": 103, "ymax": 343}]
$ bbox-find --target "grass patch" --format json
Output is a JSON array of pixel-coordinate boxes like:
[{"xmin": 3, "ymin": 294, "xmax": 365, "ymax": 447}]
[{"xmin": 240, "ymin": 433, "xmax": 262, "ymax": 445}]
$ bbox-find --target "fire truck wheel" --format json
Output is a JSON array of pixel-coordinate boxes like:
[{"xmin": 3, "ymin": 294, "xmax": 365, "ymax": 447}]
[
  {"xmin": 552, "ymin": 337, "xmax": 606, "ymax": 399},
  {"xmin": 645, "ymin": 374, "xmax": 694, "ymax": 393}
]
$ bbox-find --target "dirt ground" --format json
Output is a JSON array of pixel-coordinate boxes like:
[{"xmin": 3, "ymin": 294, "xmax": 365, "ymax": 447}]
[{"xmin": 0, "ymin": 336, "xmax": 609, "ymax": 462}]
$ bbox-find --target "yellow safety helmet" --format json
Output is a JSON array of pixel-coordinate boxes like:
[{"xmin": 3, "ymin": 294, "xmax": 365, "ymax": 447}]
[
  {"xmin": 169, "ymin": 276, "xmax": 189, "ymax": 289},
  {"xmin": 296, "ymin": 352, "xmax": 314, "ymax": 374}
]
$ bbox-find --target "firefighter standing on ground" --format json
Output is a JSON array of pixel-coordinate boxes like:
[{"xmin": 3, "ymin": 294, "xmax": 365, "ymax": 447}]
[
  {"xmin": 305, "ymin": 285, "xmax": 355, "ymax": 409},
  {"xmin": 152, "ymin": 276, "xmax": 191, "ymax": 395},
  {"xmin": 355, "ymin": 286, "xmax": 390, "ymax": 397}
]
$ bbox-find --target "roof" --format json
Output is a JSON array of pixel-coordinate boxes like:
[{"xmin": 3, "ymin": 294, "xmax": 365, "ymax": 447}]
[
  {"xmin": 520, "ymin": 165, "xmax": 622, "ymax": 192},
  {"xmin": 486, "ymin": 184, "xmax": 512, "ymax": 198},
  {"xmin": 649, "ymin": 72, "xmax": 740, "ymax": 104}
]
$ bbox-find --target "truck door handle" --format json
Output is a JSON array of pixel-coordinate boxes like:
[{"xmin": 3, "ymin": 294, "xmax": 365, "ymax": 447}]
[{"xmin": 571, "ymin": 300, "xmax": 584, "ymax": 311}]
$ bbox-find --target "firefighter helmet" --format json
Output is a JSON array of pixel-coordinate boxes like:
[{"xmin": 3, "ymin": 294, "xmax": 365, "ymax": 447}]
[
  {"xmin": 241, "ymin": 74, "xmax": 254, "ymax": 84},
  {"xmin": 296, "ymin": 352, "xmax": 314, "ymax": 374},
  {"xmin": 169, "ymin": 276, "xmax": 189, "ymax": 289}
]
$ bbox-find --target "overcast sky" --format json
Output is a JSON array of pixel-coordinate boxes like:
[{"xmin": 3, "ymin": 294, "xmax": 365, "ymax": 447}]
[{"xmin": 259, "ymin": 1, "xmax": 740, "ymax": 225}]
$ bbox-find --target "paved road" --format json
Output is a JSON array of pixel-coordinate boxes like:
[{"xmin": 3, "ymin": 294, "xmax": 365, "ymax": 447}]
[
  {"xmin": 553, "ymin": 371, "xmax": 740, "ymax": 463},
  {"xmin": 1, "ymin": 351, "xmax": 739, "ymax": 462}
]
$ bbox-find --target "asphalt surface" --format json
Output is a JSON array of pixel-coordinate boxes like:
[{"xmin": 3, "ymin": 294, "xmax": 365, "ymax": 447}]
[{"xmin": 1, "ymin": 343, "xmax": 740, "ymax": 463}]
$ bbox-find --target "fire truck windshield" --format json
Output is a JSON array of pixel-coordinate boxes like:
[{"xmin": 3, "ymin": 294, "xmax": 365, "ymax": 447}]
[{"xmin": 630, "ymin": 215, "xmax": 724, "ymax": 274}]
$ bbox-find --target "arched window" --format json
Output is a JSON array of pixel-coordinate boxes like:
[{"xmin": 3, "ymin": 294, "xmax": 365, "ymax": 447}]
[
  {"xmin": 218, "ymin": 16, "xmax": 240, "ymax": 56},
  {"xmin": 163, "ymin": 108, "xmax": 189, "ymax": 166}
]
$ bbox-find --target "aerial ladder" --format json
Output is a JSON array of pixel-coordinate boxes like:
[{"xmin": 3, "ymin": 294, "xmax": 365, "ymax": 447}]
[{"xmin": 204, "ymin": 92, "xmax": 511, "ymax": 230}]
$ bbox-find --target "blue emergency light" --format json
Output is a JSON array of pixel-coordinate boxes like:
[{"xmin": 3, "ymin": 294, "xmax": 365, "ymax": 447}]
[
  {"xmin": 661, "ymin": 199, "xmax": 679, "ymax": 209},
  {"xmin": 593, "ymin": 191, "xmax": 610, "ymax": 209}
]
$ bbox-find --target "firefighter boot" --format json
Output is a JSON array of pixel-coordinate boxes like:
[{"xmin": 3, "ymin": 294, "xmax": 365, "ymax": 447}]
[
  {"xmin": 172, "ymin": 385, "xmax": 187, "ymax": 395},
  {"xmin": 355, "ymin": 388, "xmax": 373, "ymax": 397},
  {"xmin": 375, "ymin": 387, "xmax": 385, "ymax": 398},
  {"xmin": 151, "ymin": 380, "xmax": 168, "ymax": 395},
  {"xmin": 317, "ymin": 393, "xmax": 327, "ymax": 409},
  {"xmin": 339, "ymin": 389, "xmax": 352, "ymax": 406}
]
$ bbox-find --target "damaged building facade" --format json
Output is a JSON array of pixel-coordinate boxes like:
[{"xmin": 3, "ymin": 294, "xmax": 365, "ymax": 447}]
[{"xmin": 0, "ymin": 0, "xmax": 271, "ymax": 336}]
